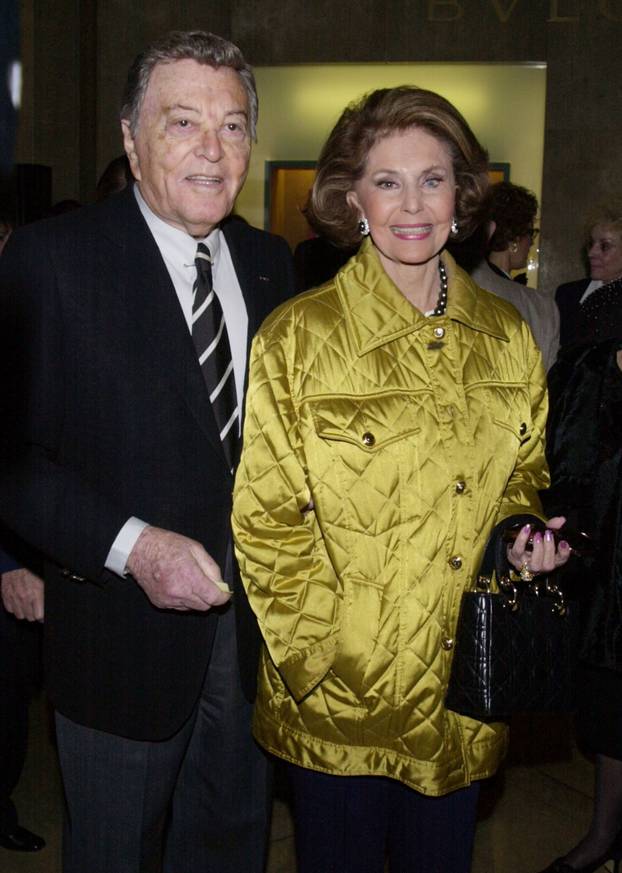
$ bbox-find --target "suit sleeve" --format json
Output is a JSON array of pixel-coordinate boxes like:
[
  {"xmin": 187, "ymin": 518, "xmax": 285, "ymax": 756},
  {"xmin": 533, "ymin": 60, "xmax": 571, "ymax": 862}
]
[
  {"xmin": 232, "ymin": 324, "xmax": 341, "ymax": 702},
  {"xmin": 0, "ymin": 550, "xmax": 20, "ymax": 574},
  {"xmin": 0, "ymin": 226, "xmax": 133, "ymax": 581}
]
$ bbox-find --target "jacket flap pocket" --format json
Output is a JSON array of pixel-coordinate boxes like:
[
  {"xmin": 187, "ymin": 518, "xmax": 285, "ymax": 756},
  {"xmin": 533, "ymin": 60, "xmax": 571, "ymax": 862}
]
[
  {"xmin": 310, "ymin": 393, "xmax": 421, "ymax": 451},
  {"xmin": 493, "ymin": 416, "xmax": 532, "ymax": 443}
]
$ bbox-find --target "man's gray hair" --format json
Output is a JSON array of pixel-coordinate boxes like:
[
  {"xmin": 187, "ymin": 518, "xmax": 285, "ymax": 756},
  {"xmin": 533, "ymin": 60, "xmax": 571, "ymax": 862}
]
[{"xmin": 120, "ymin": 30, "xmax": 258, "ymax": 140}]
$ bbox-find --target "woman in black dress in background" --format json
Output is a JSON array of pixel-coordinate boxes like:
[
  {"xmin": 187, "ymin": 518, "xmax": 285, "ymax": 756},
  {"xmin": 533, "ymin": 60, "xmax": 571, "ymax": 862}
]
[{"xmin": 540, "ymin": 277, "xmax": 622, "ymax": 873}]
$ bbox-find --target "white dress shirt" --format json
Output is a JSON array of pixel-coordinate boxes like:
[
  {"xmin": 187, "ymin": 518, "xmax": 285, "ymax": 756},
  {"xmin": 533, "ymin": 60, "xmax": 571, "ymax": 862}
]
[
  {"xmin": 579, "ymin": 279, "xmax": 603, "ymax": 304},
  {"xmin": 105, "ymin": 185, "xmax": 249, "ymax": 578}
]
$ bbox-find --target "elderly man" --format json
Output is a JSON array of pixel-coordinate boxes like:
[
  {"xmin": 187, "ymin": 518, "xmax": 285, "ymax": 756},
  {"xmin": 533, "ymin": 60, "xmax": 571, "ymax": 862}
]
[{"xmin": 0, "ymin": 30, "xmax": 295, "ymax": 873}]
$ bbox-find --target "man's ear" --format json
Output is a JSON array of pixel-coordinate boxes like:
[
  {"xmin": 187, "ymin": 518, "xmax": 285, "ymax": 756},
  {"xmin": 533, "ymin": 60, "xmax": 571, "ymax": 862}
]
[{"xmin": 121, "ymin": 119, "xmax": 141, "ymax": 182}]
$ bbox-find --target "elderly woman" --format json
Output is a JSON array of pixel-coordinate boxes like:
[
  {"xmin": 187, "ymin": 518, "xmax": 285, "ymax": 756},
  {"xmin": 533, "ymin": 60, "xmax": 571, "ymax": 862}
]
[
  {"xmin": 555, "ymin": 201, "xmax": 622, "ymax": 349},
  {"xmin": 233, "ymin": 86, "xmax": 569, "ymax": 873}
]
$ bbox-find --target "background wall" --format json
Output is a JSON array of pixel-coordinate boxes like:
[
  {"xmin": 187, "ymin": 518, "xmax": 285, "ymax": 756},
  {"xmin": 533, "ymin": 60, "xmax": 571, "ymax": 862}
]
[{"xmin": 14, "ymin": 0, "xmax": 622, "ymax": 293}]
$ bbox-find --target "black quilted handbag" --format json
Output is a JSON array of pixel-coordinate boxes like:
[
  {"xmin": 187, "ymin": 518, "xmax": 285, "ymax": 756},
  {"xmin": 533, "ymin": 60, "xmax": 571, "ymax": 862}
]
[{"xmin": 445, "ymin": 518, "xmax": 580, "ymax": 722}]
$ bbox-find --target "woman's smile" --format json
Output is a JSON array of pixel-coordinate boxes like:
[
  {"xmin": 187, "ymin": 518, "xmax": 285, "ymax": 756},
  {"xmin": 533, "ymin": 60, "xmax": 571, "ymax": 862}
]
[{"xmin": 389, "ymin": 224, "xmax": 433, "ymax": 240}]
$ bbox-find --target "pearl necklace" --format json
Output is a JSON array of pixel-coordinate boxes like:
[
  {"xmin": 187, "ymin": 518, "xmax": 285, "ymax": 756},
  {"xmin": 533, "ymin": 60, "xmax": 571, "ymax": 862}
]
[{"xmin": 432, "ymin": 261, "xmax": 448, "ymax": 316}]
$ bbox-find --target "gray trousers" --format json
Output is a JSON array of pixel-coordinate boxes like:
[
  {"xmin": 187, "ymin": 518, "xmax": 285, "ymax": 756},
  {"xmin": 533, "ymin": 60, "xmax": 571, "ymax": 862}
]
[{"xmin": 55, "ymin": 604, "xmax": 271, "ymax": 873}]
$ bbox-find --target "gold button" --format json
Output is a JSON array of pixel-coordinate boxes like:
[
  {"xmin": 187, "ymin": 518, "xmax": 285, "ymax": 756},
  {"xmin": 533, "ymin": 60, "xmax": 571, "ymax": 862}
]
[
  {"xmin": 433, "ymin": 326, "xmax": 445, "ymax": 339},
  {"xmin": 455, "ymin": 480, "xmax": 466, "ymax": 494},
  {"xmin": 441, "ymin": 637, "xmax": 454, "ymax": 651},
  {"xmin": 362, "ymin": 431, "xmax": 375, "ymax": 447},
  {"xmin": 449, "ymin": 556, "xmax": 462, "ymax": 570},
  {"xmin": 519, "ymin": 422, "xmax": 527, "ymax": 436}
]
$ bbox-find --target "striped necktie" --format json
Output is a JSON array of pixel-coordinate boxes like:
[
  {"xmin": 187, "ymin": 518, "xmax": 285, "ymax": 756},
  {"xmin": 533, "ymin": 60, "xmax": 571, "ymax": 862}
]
[{"xmin": 192, "ymin": 242, "xmax": 239, "ymax": 470}]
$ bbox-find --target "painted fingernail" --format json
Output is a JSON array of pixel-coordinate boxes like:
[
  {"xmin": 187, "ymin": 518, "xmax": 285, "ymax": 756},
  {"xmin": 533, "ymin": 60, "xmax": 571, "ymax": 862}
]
[
  {"xmin": 545, "ymin": 530, "xmax": 553, "ymax": 542},
  {"xmin": 559, "ymin": 540, "xmax": 570, "ymax": 550},
  {"xmin": 522, "ymin": 524, "xmax": 531, "ymax": 534},
  {"xmin": 533, "ymin": 532, "xmax": 543, "ymax": 544}
]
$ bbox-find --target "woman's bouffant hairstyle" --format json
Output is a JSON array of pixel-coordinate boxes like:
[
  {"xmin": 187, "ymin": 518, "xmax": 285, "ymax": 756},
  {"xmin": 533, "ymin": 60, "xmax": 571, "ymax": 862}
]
[
  {"xmin": 585, "ymin": 199, "xmax": 622, "ymax": 241},
  {"xmin": 305, "ymin": 86, "xmax": 490, "ymax": 249},
  {"xmin": 487, "ymin": 181, "xmax": 538, "ymax": 252},
  {"xmin": 120, "ymin": 30, "xmax": 258, "ymax": 140}
]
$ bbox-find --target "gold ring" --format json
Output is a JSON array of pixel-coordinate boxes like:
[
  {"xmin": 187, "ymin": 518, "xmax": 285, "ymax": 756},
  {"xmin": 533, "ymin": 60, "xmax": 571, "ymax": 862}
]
[{"xmin": 518, "ymin": 562, "xmax": 535, "ymax": 583}]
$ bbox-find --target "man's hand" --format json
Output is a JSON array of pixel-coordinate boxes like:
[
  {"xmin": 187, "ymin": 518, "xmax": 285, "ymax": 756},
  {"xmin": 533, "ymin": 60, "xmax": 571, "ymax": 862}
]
[
  {"xmin": 126, "ymin": 526, "xmax": 232, "ymax": 611},
  {"xmin": 1, "ymin": 569, "xmax": 45, "ymax": 621}
]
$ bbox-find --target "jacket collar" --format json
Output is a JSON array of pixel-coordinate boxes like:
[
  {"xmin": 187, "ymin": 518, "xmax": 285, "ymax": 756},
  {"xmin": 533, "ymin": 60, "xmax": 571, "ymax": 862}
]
[{"xmin": 337, "ymin": 239, "xmax": 510, "ymax": 356}]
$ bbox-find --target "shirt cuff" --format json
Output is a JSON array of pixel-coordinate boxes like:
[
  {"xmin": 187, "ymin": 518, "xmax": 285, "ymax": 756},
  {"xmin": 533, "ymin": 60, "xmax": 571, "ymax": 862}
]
[{"xmin": 105, "ymin": 517, "xmax": 149, "ymax": 578}]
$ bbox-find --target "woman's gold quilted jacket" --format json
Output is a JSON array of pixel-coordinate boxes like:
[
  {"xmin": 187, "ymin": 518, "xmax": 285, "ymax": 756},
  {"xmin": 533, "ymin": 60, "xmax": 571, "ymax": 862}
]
[{"xmin": 233, "ymin": 241, "xmax": 549, "ymax": 796}]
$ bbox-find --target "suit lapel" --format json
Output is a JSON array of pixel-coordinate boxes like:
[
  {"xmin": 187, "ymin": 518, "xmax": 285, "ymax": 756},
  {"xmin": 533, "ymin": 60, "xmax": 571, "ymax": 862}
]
[{"xmin": 101, "ymin": 190, "xmax": 226, "ymax": 459}]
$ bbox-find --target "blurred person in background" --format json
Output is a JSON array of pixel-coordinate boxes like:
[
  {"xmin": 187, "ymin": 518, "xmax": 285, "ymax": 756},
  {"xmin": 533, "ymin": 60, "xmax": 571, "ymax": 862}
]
[
  {"xmin": 455, "ymin": 180, "xmax": 559, "ymax": 370},
  {"xmin": 486, "ymin": 181, "xmax": 538, "ymax": 281},
  {"xmin": 555, "ymin": 202, "xmax": 622, "ymax": 350},
  {"xmin": 95, "ymin": 155, "xmax": 132, "ymax": 202},
  {"xmin": 0, "ymin": 197, "xmax": 45, "ymax": 855},
  {"xmin": 0, "ymin": 540, "xmax": 45, "ymax": 854},
  {"xmin": 539, "ymin": 206, "xmax": 622, "ymax": 873},
  {"xmin": 293, "ymin": 233, "xmax": 358, "ymax": 291},
  {"xmin": 0, "ymin": 4, "xmax": 45, "ymax": 855}
]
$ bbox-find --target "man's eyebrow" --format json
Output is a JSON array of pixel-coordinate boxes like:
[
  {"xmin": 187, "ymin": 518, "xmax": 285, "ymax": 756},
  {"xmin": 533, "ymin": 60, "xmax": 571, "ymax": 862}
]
[
  {"xmin": 163, "ymin": 105, "xmax": 248, "ymax": 119},
  {"xmin": 165, "ymin": 103, "xmax": 199, "ymax": 113}
]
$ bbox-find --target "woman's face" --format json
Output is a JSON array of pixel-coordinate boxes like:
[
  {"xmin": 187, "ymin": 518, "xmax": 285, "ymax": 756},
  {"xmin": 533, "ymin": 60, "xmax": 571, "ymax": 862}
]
[
  {"xmin": 347, "ymin": 127, "xmax": 456, "ymax": 274},
  {"xmin": 588, "ymin": 224, "xmax": 622, "ymax": 283}
]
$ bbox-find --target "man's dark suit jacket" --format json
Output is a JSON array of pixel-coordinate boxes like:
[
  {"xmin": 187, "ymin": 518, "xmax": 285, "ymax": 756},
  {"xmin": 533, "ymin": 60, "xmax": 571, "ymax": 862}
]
[
  {"xmin": 555, "ymin": 278, "xmax": 590, "ymax": 349},
  {"xmin": 0, "ymin": 188, "xmax": 295, "ymax": 741}
]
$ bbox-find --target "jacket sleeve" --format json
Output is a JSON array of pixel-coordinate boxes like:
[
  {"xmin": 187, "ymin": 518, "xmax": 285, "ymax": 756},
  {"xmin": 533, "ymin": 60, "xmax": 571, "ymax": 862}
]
[
  {"xmin": 496, "ymin": 329, "xmax": 550, "ymax": 523},
  {"xmin": 0, "ymin": 226, "xmax": 133, "ymax": 581},
  {"xmin": 233, "ymin": 325, "xmax": 341, "ymax": 702},
  {"xmin": 543, "ymin": 295, "xmax": 560, "ymax": 372},
  {"xmin": 0, "ymin": 549, "xmax": 20, "ymax": 574}
]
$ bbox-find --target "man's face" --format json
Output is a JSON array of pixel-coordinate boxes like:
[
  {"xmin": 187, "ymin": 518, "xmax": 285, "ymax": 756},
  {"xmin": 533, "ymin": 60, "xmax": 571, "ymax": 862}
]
[{"xmin": 122, "ymin": 60, "xmax": 251, "ymax": 237}]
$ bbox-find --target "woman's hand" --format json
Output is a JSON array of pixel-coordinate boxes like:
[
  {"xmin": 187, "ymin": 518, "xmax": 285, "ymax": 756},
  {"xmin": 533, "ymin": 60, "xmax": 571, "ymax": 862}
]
[{"xmin": 507, "ymin": 516, "xmax": 572, "ymax": 580}]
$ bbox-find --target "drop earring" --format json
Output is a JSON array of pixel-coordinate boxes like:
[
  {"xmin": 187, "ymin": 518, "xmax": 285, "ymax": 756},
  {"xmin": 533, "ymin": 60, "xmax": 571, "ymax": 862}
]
[
  {"xmin": 358, "ymin": 217, "xmax": 370, "ymax": 236},
  {"xmin": 450, "ymin": 217, "xmax": 458, "ymax": 235}
]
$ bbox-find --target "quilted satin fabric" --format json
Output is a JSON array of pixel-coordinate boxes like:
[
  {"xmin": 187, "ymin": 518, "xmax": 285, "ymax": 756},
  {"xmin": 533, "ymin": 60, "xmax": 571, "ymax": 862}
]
[{"xmin": 232, "ymin": 240, "xmax": 549, "ymax": 796}]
